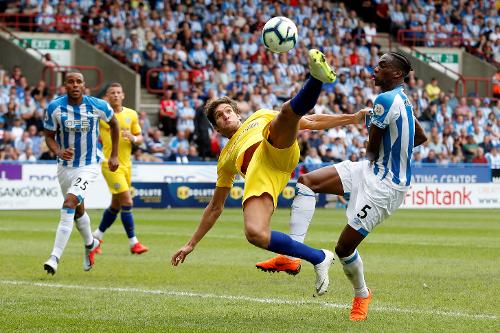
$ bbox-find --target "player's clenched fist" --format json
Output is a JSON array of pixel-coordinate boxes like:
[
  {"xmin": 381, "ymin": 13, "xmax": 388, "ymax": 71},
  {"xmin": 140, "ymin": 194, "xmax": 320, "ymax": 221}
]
[
  {"xmin": 108, "ymin": 156, "xmax": 119, "ymax": 172},
  {"xmin": 57, "ymin": 147, "xmax": 74, "ymax": 161}
]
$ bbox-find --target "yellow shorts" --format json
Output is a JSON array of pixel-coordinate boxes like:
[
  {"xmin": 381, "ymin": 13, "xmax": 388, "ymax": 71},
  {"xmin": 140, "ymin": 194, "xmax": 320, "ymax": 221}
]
[
  {"xmin": 102, "ymin": 164, "xmax": 131, "ymax": 195},
  {"xmin": 242, "ymin": 123, "xmax": 300, "ymax": 208}
]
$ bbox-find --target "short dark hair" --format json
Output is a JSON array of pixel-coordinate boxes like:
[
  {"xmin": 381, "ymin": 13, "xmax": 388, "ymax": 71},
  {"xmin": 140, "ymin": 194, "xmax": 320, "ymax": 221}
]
[
  {"xmin": 64, "ymin": 69, "xmax": 83, "ymax": 82},
  {"xmin": 106, "ymin": 82, "xmax": 123, "ymax": 92},
  {"xmin": 205, "ymin": 96, "xmax": 239, "ymax": 128},
  {"xmin": 388, "ymin": 52, "xmax": 413, "ymax": 77}
]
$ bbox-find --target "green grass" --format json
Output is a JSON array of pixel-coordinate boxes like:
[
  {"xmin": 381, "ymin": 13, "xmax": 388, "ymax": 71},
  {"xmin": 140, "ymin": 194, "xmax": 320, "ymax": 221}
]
[{"xmin": 0, "ymin": 208, "xmax": 499, "ymax": 332}]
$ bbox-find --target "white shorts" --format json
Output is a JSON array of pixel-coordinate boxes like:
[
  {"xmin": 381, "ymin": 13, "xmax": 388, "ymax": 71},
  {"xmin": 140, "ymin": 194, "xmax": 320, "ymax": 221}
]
[
  {"xmin": 57, "ymin": 164, "xmax": 100, "ymax": 204},
  {"xmin": 335, "ymin": 160, "xmax": 407, "ymax": 236}
]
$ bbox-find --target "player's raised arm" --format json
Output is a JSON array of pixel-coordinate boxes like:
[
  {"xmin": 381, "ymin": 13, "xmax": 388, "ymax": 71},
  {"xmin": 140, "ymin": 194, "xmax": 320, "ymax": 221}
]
[
  {"xmin": 299, "ymin": 108, "xmax": 370, "ymax": 130},
  {"xmin": 171, "ymin": 186, "xmax": 231, "ymax": 266},
  {"xmin": 107, "ymin": 115, "xmax": 120, "ymax": 171}
]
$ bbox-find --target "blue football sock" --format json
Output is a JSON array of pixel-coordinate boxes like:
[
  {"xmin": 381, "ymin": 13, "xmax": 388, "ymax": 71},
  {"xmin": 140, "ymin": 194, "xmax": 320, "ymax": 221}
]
[
  {"xmin": 267, "ymin": 231, "xmax": 325, "ymax": 265},
  {"xmin": 120, "ymin": 205, "xmax": 135, "ymax": 239},
  {"xmin": 289, "ymin": 76, "xmax": 323, "ymax": 116},
  {"xmin": 98, "ymin": 207, "xmax": 119, "ymax": 233}
]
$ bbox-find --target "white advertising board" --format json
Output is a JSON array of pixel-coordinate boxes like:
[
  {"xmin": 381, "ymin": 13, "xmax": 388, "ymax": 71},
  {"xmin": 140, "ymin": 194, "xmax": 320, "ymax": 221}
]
[
  {"xmin": 22, "ymin": 163, "xmax": 218, "ymax": 183},
  {"xmin": 401, "ymin": 183, "xmax": 500, "ymax": 208},
  {"xmin": 0, "ymin": 178, "xmax": 110, "ymax": 210}
]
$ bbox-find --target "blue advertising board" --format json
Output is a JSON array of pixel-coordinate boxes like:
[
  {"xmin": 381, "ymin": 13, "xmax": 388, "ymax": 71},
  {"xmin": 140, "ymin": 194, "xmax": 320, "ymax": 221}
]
[
  {"xmin": 411, "ymin": 164, "xmax": 491, "ymax": 183},
  {"xmin": 131, "ymin": 183, "xmax": 169, "ymax": 208},
  {"xmin": 132, "ymin": 182, "xmax": 328, "ymax": 208}
]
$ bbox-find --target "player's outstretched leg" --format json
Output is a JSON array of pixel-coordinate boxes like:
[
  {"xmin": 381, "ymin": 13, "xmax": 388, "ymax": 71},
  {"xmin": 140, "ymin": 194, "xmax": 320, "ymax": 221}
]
[
  {"xmin": 308, "ymin": 49, "xmax": 336, "ymax": 84},
  {"xmin": 265, "ymin": 233, "xmax": 334, "ymax": 295},
  {"xmin": 244, "ymin": 195, "xmax": 334, "ymax": 295},
  {"xmin": 255, "ymin": 255, "xmax": 302, "ymax": 275},
  {"xmin": 256, "ymin": 183, "xmax": 316, "ymax": 275},
  {"xmin": 268, "ymin": 49, "xmax": 336, "ymax": 150}
]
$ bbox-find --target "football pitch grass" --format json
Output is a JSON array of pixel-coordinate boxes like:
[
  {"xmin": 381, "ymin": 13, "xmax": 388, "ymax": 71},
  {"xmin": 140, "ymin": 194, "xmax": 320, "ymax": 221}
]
[{"xmin": 0, "ymin": 208, "xmax": 498, "ymax": 332}]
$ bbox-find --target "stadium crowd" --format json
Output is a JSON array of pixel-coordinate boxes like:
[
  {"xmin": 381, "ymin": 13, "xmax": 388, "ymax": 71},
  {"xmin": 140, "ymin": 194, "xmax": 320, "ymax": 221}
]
[
  {"xmin": 0, "ymin": 0, "xmax": 499, "ymax": 168},
  {"xmin": 362, "ymin": 0, "xmax": 500, "ymax": 65}
]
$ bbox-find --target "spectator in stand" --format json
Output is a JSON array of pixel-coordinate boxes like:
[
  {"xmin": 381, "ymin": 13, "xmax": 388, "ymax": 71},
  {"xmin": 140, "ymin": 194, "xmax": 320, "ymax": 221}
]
[
  {"xmin": 169, "ymin": 130, "xmax": 189, "ymax": 161},
  {"xmin": 493, "ymin": 68, "xmax": 500, "ymax": 99},
  {"xmin": 425, "ymin": 78, "xmax": 441, "ymax": 103},
  {"xmin": 174, "ymin": 145, "xmax": 189, "ymax": 164},
  {"xmin": 18, "ymin": 147, "xmax": 36, "ymax": 162},
  {"xmin": 146, "ymin": 128, "xmax": 167, "ymax": 160},
  {"xmin": 412, "ymin": 151, "xmax": 423, "ymax": 166},
  {"xmin": 486, "ymin": 147, "xmax": 500, "ymax": 168},
  {"xmin": 176, "ymin": 98, "xmax": 195, "ymax": 138},
  {"xmin": 462, "ymin": 135, "xmax": 479, "ymax": 163},
  {"xmin": 187, "ymin": 145, "xmax": 202, "ymax": 162},
  {"xmin": 159, "ymin": 90, "xmax": 177, "ymax": 137},
  {"xmin": 437, "ymin": 151, "xmax": 450, "ymax": 165},
  {"xmin": 472, "ymin": 147, "xmax": 488, "ymax": 164},
  {"xmin": 422, "ymin": 149, "xmax": 438, "ymax": 163},
  {"xmin": 304, "ymin": 147, "xmax": 322, "ymax": 171},
  {"xmin": 138, "ymin": 111, "xmax": 151, "ymax": 135},
  {"xmin": 427, "ymin": 128, "xmax": 445, "ymax": 155}
]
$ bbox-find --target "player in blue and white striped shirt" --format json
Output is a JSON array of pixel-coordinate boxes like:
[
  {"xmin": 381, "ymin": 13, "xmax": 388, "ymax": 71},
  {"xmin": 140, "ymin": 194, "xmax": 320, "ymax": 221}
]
[
  {"xmin": 43, "ymin": 71, "xmax": 120, "ymax": 275},
  {"xmin": 256, "ymin": 52, "xmax": 427, "ymax": 320}
]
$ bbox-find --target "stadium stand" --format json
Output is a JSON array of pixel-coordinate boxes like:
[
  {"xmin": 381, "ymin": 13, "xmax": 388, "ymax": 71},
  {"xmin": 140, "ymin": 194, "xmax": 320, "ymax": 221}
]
[{"xmin": 0, "ymin": 0, "xmax": 498, "ymax": 167}]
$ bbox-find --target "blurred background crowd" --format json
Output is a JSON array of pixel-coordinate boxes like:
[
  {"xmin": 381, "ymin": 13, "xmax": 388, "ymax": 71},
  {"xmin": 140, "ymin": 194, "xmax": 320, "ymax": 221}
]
[{"xmin": 0, "ymin": 0, "xmax": 499, "ymax": 169}]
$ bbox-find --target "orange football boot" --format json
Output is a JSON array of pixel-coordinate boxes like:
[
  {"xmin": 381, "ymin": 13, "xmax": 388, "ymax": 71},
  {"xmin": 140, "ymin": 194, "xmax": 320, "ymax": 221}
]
[
  {"xmin": 130, "ymin": 242, "xmax": 149, "ymax": 254},
  {"xmin": 255, "ymin": 255, "xmax": 301, "ymax": 275},
  {"xmin": 95, "ymin": 239, "xmax": 103, "ymax": 254},
  {"xmin": 349, "ymin": 289, "xmax": 372, "ymax": 321}
]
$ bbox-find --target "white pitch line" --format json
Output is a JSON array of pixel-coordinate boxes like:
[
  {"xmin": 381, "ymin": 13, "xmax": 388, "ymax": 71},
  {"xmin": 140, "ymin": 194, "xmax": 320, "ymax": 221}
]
[{"xmin": 0, "ymin": 280, "xmax": 497, "ymax": 320}]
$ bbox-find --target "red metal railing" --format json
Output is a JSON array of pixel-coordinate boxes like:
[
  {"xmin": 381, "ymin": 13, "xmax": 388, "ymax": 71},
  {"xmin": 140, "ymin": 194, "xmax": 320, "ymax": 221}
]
[
  {"xmin": 396, "ymin": 29, "xmax": 470, "ymax": 47},
  {"xmin": 455, "ymin": 76, "xmax": 496, "ymax": 101},
  {"xmin": 42, "ymin": 65, "xmax": 104, "ymax": 93}
]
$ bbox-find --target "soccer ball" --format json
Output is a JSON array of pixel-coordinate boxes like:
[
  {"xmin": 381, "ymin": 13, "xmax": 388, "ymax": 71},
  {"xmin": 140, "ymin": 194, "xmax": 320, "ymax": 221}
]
[{"xmin": 261, "ymin": 16, "xmax": 298, "ymax": 53}]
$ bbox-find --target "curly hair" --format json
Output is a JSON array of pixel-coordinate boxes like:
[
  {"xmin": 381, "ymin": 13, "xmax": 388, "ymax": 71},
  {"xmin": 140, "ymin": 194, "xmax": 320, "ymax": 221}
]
[{"xmin": 205, "ymin": 96, "xmax": 240, "ymax": 128}]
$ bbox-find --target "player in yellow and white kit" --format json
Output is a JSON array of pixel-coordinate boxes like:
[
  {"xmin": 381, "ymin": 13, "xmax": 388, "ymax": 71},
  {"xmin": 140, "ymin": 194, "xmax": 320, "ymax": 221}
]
[
  {"xmin": 171, "ymin": 49, "xmax": 369, "ymax": 295},
  {"xmin": 93, "ymin": 83, "xmax": 148, "ymax": 254}
]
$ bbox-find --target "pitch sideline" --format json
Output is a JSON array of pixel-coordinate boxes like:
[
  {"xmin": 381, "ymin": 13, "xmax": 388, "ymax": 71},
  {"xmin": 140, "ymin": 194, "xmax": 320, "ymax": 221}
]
[{"xmin": 0, "ymin": 279, "xmax": 497, "ymax": 320}]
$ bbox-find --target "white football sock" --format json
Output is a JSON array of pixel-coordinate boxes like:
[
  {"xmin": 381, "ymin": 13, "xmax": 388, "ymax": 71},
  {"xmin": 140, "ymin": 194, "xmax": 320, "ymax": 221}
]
[
  {"xmin": 129, "ymin": 236, "xmax": 138, "ymax": 247},
  {"xmin": 93, "ymin": 228, "xmax": 104, "ymax": 241},
  {"xmin": 75, "ymin": 212, "xmax": 93, "ymax": 246},
  {"xmin": 339, "ymin": 250, "xmax": 369, "ymax": 298},
  {"xmin": 286, "ymin": 183, "xmax": 316, "ymax": 259},
  {"xmin": 50, "ymin": 208, "xmax": 75, "ymax": 259}
]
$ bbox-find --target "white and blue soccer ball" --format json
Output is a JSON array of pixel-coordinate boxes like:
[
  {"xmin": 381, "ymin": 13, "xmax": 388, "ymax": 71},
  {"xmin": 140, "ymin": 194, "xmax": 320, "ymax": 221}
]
[{"xmin": 261, "ymin": 16, "xmax": 298, "ymax": 53}]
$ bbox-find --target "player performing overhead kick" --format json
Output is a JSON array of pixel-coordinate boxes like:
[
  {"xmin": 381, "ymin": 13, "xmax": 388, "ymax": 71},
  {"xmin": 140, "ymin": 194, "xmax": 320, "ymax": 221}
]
[
  {"xmin": 43, "ymin": 71, "xmax": 120, "ymax": 275},
  {"xmin": 257, "ymin": 52, "xmax": 428, "ymax": 320},
  {"xmin": 171, "ymin": 49, "xmax": 369, "ymax": 296}
]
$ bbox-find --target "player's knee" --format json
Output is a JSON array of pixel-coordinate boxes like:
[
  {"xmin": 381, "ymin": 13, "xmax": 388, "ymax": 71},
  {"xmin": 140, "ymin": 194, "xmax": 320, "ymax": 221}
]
[
  {"xmin": 62, "ymin": 196, "xmax": 78, "ymax": 209},
  {"xmin": 298, "ymin": 174, "xmax": 316, "ymax": 191},
  {"xmin": 279, "ymin": 101, "xmax": 295, "ymax": 117},
  {"xmin": 335, "ymin": 243, "xmax": 355, "ymax": 259},
  {"xmin": 121, "ymin": 199, "xmax": 133, "ymax": 207},
  {"xmin": 244, "ymin": 227, "xmax": 267, "ymax": 248}
]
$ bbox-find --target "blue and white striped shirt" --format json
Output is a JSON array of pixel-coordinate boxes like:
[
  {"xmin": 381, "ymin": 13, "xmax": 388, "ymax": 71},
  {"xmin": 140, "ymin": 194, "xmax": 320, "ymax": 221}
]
[
  {"xmin": 43, "ymin": 95, "xmax": 114, "ymax": 167},
  {"xmin": 370, "ymin": 85, "xmax": 415, "ymax": 190}
]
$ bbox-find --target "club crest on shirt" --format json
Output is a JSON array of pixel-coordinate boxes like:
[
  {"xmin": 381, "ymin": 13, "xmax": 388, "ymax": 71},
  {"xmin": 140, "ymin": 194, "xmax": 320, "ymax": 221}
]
[
  {"xmin": 113, "ymin": 183, "xmax": 121, "ymax": 190},
  {"xmin": 125, "ymin": 118, "xmax": 131, "ymax": 124},
  {"xmin": 374, "ymin": 104, "xmax": 384, "ymax": 116}
]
